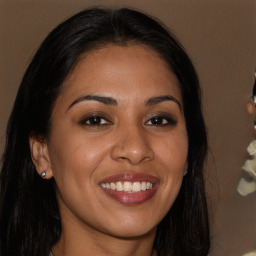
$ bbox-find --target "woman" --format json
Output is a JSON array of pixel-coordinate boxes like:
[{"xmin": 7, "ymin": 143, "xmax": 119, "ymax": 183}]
[{"xmin": 0, "ymin": 7, "xmax": 210, "ymax": 256}]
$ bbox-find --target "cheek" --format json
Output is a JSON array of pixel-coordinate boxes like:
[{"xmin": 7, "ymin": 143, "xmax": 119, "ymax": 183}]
[
  {"xmin": 156, "ymin": 130, "xmax": 188, "ymax": 172},
  {"xmin": 154, "ymin": 136, "xmax": 187, "ymax": 219},
  {"xmin": 47, "ymin": 127, "xmax": 112, "ymax": 185},
  {"xmin": 47, "ymin": 132, "xmax": 110, "ymax": 212},
  {"xmin": 154, "ymin": 130, "xmax": 188, "ymax": 208}
]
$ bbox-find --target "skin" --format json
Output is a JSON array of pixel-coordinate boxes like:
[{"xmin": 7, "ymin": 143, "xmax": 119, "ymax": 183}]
[{"xmin": 30, "ymin": 44, "xmax": 188, "ymax": 256}]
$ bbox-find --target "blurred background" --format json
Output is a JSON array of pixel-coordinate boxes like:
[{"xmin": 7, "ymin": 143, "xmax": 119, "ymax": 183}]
[{"xmin": 0, "ymin": 0, "xmax": 255, "ymax": 255}]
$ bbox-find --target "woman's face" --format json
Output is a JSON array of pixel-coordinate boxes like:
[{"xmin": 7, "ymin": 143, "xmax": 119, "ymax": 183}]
[{"xmin": 43, "ymin": 44, "xmax": 188, "ymax": 238}]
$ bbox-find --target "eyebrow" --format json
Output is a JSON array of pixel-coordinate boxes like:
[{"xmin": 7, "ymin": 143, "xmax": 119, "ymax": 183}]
[
  {"xmin": 67, "ymin": 94, "xmax": 182, "ymax": 111},
  {"xmin": 145, "ymin": 95, "xmax": 182, "ymax": 110},
  {"xmin": 67, "ymin": 95, "xmax": 118, "ymax": 110}
]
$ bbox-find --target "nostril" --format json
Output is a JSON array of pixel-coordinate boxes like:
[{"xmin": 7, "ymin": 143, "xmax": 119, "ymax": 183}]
[{"xmin": 110, "ymin": 130, "xmax": 154, "ymax": 164}]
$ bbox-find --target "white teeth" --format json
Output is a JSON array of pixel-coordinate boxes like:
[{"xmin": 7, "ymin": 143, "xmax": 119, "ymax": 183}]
[
  {"xmin": 133, "ymin": 182, "xmax": 141, "ymax": 192},
  {"xmin": 116, "ymin": 181, "xmax": 123, "ymax": 191},
  {"xmin": 147, "ymin": 182, "xmax": 152, "ymax": 189},
  {"xmin": 110, "ymin": 183, "xmax": 116, "ymax": 190},
  {"xmin": 141, "ymin": 181, "xmax": 147, "ymax": 191},
  {"xmin": 123, "ymin": 181, "xmax": 132, "ymax": 192},
  {"xmin": 100, "ymin": 181, "xmax": 154, "ymax": 192}
]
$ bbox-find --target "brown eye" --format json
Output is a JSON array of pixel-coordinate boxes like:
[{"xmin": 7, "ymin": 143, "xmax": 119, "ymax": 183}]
[
  {"xmin": 80, "ymin": 115, "xmax": 111, "ymax": 126},
  {"xmin": 146, "ymin": 115, "xmax": 177, "ymax": 126}
]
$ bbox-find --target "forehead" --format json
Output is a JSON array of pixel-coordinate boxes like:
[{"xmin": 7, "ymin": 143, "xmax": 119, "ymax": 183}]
[{"xmin": 59, "ymin": 44, "xmax": 181, "ymax": 104}]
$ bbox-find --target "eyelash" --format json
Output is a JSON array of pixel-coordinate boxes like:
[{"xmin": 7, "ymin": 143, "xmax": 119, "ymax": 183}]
[
  {"xmin": 79, "ymin": 115, "xmax": 111, "ymax": 126},
  {"xmin": 145, "ymin": 115, "xmax": 177, "ymax": 126},
  {"xmin": 79, "ymin": 114, "xmax": 177, "ymax": 127}
]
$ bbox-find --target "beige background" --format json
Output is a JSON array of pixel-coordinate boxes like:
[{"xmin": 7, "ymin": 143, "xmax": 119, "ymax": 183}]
[{"xmin": 0, "ymin": 0, "xmax": 255, "ymax": 255}]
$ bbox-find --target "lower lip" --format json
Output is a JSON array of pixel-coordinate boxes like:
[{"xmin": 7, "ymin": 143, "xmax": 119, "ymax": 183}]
[{"xmin": 101, "ymin": 185, "xmax": 158, "ymax": 205}]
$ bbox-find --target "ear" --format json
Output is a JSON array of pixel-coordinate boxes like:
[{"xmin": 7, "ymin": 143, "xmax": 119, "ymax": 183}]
[{"xmin": 29, "ymin": 134, "xmax": 53, "ymax": 179}]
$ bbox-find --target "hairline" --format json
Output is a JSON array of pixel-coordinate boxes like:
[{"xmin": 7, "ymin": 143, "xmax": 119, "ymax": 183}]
[{"xmin": 46, "ymin": 40, "xmax": 181, "ymax": 138}]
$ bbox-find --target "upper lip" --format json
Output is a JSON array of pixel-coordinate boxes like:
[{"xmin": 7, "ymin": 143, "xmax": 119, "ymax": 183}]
[{"xmin": 99, "ymin": 172, "xmax": 159, "ymax": 184}]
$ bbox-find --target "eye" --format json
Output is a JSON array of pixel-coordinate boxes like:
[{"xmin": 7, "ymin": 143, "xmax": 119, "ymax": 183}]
[
  {"xmin": 145, "ymin": 115, "xmax": 177, "ymax": 126},
  {"xmin": 80, "ymin": 115, "xmax": 111, "ymax": 126}
]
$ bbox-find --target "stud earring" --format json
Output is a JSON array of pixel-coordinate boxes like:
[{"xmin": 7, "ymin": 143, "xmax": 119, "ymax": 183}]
[
  {"xmin": 183, "ymin": 171, "xmax": 188, "ymax": 176},
  {"xmin": 41, "ymin": 171, "xmax": 46, "ymax": 179}
]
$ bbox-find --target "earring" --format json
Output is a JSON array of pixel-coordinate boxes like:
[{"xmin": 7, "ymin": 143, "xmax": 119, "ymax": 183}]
[
  {"xmin": 183, "ymin": 171, "xmax": 188, "ymax": 176},
  {"xmin": 41, "ymin": 171, "xmax": 46, "ymax": 179}
]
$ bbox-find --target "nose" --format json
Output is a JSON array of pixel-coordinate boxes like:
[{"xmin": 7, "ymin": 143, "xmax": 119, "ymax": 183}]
[{"xmin": 110, "ymin": 125, "xmax": 154, "ymax": 165}]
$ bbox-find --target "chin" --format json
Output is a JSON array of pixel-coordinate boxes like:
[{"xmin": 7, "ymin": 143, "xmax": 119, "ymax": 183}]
[
  {"xmin": 99, "ymin": 215, "xmax": 158, "ymax": 239},
  {"xmin": 106, "ymin": 225, "xmax": 156, "ymax": 239}
]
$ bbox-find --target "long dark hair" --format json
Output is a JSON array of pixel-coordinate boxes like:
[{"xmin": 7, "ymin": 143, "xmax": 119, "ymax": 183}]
[{"xmin": 0, "ymin": 7, "xmax": 209, "ymax": 256}]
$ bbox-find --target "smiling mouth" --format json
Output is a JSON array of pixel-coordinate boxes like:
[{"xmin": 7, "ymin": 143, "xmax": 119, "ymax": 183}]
[
  {"xmin": 100, "ymin": 181, "xmax": 153, "ymax": 192},
  {"xmin": 99, "ymin": 173, "xmax": 158, "ymax": 205}
]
